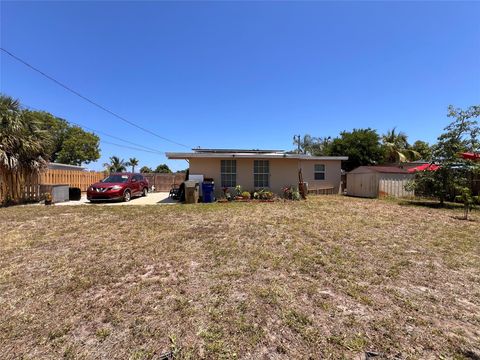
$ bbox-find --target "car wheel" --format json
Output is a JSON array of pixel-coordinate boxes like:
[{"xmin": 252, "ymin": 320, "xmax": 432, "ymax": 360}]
[
  {"xmin": 142, "ymin": 187, "xmax": 148, "ymax": 197},
  {"xmin": 123, "ymin": 190, "xmax": 131, "ymax": 202}
]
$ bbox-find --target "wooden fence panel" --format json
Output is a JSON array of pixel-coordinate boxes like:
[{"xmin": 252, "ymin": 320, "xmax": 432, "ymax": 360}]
[
  {"xmin": 38, "ymin": 169, "xmax": 105, "ymax": 191},
  {"xmin": 142, "ymin": 173, "xmax": 186, "ymax": 192}
]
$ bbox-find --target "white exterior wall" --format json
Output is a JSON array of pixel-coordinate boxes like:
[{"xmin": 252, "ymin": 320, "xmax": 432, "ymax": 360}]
[
  {"xmin": 347, "ymin": 172, "xmax": 414, "ymax": 198},
  {"xmin": 346, "ymin": 173, "xmax": 378, "ymax": 198},
  {"xmin": 378, "ymin": 174, "xmax": 414, "ymax": 198}
]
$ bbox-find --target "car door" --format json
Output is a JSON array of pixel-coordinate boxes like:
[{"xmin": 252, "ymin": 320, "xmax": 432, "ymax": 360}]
[
  {"xmin": 130, "ymin": 175, "xmax": 141, "ymax": 195},
  {"xmin": 137, "ymin": 174, "xmax": 147, "ymax": 191}
]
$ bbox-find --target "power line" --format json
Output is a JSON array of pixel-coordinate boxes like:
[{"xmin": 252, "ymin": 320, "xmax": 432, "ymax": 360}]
[
  {"xmin": 101, "ymin": 140, "xmax": 167, "ymax": 155},
  {"xmin": 1, "ymin": 47, "xmax": 192, "ymax": 149},
  {"xmin": 22, "ymin": 104, "xmax": 166, "ymax": 155}
]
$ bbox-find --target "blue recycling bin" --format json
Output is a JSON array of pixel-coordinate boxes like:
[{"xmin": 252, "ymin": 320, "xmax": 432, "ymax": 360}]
[{"xmin": 202, "ymin": 182, "xmax": 215, "ymax": 203}]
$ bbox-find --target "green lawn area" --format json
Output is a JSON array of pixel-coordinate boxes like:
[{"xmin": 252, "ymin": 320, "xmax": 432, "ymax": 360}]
[{"xmin": 0, "ymin": 196, "xmax": 479, "ymax": 359}]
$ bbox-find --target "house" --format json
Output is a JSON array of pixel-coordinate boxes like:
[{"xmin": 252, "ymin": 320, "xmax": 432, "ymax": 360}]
[
  {"xmin": 346, "ymin": 166, "xmax": 414, "ymax": 198},
  {"xmin": 166, "ymin": 148, "xmax": 348, "ymax": 197}
]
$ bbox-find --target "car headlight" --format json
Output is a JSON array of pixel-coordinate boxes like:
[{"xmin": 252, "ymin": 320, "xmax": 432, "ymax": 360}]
[
  {"xmin": 88, "ymin": 186, "xmax": 94, "ymax": 191},
  {"xmin": 111, "ymin": 185, "xmax": 122, "ymax": 190}
]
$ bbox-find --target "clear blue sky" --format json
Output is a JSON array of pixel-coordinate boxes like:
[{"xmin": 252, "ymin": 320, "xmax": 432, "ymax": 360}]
[{"xmin": 1, "ymin": 1, "xmax": 479, "ymax": 171}]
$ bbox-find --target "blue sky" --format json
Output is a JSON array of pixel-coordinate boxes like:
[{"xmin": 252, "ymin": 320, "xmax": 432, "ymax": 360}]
[{"xmin": 1, "ymin": 1, "xmax": 479, "ymax": 171}]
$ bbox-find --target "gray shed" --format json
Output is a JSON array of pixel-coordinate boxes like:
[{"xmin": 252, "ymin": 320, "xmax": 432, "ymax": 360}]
[{"xmin": 346, "ymin": 166, "xmax": 414, "ymax": 198}]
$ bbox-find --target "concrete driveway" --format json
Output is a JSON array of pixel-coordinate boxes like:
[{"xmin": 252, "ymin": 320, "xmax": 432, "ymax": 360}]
[{"xmin": 55, "ymin": 191, "xmax": 177, "ymax": 206}]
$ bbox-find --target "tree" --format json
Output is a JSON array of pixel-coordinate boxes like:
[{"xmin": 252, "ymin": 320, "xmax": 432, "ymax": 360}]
[
  {"xmin": 381, "ymin": 128, "xmax": 420, "ymax": 163},
  {"xmin": 103, "ymin": 156, "xmax": 127, "ymax": 173},
  {"xmin": 0, "ymin": 95, "xmax": 50, "ymax": 204},
  {"xmin": 55, "ymin": 126, "xmax": 100, "ymax": 165},
  {"xmin": 24, "ymin": 110, "xmax": 100, "ymax": 165},
  {"xmin": 155, "ymin": 164, "xmax": 172, "ymax": 173},
  {"xmin": 23, "ymin": 110, "xmax": 69, "ymax": 162},
  {"xmin": 407, "ymin": 105, "xmax": 479, "ymax": 205},
  {"xmin": 433, "ymin": 105, "xmax": 480, "ymax": 161},
  {"xmin": 411, "ymin": 140, "xmax": 432, "ymax": 161},
  {"xmin": 140, "ymin": 166, "xmax": 153, "ymax": 173},
  {"xmin": 327, "ymin": 128, "xmax": 384, "ymax": 171},
  {"xmin": 292, "ymin": 135, "xmax": 332, "ymax": 155},
  {"xmin": 126, "ymin": 157, "xmax": 139, "ymax": 173},
  {"xmin": 455, "ymin": 187, "xmax": 480, "ymax": 220}
]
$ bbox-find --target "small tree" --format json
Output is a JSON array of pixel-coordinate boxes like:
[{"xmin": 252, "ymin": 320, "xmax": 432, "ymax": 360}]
[
  {"xmin": 455, "ymin": 187, "xmax": 480, "ymax": 220},
  {"xmin": 407, "ymin": 105, "xmax": 479, "ymax": 205}
]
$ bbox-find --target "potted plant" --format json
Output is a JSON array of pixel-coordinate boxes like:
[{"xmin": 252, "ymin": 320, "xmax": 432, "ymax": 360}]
[
  {"xmin": 44, "ymin": 192, "xmax": 52, "ymax": 206},
  {"xmin": 253, "ymin": 189, "xmax": 274, "ymax": 202},
  {"xmin": 234, "ymin": 185, "xmax": 244, "ymax": 200}
]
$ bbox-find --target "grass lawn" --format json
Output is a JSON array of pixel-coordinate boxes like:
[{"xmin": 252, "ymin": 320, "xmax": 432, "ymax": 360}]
[{"xmin": 1, "ymin": 196, "xmax": 479, "ymax": 359}]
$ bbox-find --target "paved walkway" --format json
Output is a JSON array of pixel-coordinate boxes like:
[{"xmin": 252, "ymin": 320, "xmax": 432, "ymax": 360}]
[{"xmin": 55, "ymin": 192, "xmax": 177, "ymax": 206}]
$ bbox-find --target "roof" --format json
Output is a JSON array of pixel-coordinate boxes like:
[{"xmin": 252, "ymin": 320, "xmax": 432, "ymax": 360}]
[
  {"xmin": 48, "ymin": 163, "xmax": 85, "ymax": 171},
  {"xmin": 348, "ymin": 166, "xmax": 411, "ymax": 174},
  {"xmin": 407, "ymin": 163, "xmax": 440, "ymax": 173},
  {"xmin": 167, "ymin": 151, "xmax": 347, "ymax": 161},
  {"xmin": 460, "ymin": 152, "xmax": 480, "ymax": 161},
  {"xmin": 193, "ymin": 148, "xmax": 284, "ymax": 154}
]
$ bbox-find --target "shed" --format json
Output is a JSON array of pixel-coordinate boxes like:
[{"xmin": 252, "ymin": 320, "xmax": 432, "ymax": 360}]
[{"xmin": 346, "ymin": 166, "xmax": 414, "ymax": 198}]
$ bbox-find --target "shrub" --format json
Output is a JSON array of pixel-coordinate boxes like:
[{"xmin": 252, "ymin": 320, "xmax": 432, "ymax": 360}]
[
  {"xmin": 254, "ymin": 189, "xmax": 274, "ymax": 200},
  {"xmin": 282, "ymin": 186, "xmax": 300, "ymax": 200},
  {"xmin": 241, "ymin": 191, "xmax": 251, "ymax": 199}
]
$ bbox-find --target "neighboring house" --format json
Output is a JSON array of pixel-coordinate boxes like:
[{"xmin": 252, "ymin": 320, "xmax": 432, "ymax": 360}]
[
  {"xmin": 346, "ymin": 166, "xmax": 414, "ymax": 198},
  {"xmin": 166, "ymin": 148, "xmax": 348, "ymax": 196},
  {"xmin": 47, "ymin": 163, "xmax": 86, "ymax": 171}
]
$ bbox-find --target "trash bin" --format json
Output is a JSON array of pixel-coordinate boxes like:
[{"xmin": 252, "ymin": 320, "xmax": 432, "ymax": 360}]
[
  {"xmin": 184, "ymin": 180, "xmax": 199, "ymax": 204},
  {"xmin": 202, "ymin": 180, "xmax": 215, "ymax": 203}
]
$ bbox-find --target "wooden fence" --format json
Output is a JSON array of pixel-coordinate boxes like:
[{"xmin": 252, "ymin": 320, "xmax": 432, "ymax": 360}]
[
  {"xmin": 142, "ymin": 173, "xmax": 186, "ymax": 192},
  {"xmin": 39, "ymin": 169, "xmax": 105, "ymax": 191},
  {"xmin": 0, "ymin": 169, "xmax": 105, "ymax": 203},
  {"xmin": 1, "ymin": 170, "xmax": 188, "ymax": 203}
]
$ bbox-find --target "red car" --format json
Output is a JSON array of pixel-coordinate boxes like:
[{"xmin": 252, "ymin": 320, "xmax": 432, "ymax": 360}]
[{"xmin": 87, "ymin": 173, "xmax": 149, "ymax": 202}]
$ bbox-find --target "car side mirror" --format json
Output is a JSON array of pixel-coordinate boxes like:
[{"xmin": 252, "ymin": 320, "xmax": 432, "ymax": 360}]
[{"xmin": 131, "ymin": 178, "xmax": 137, "ymax": 182}]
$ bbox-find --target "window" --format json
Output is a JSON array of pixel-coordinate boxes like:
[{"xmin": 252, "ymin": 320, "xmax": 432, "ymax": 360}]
[
  {"xmin": 314, "ymin": 164, "xmax": 325, "ymax": 180},
  {"xmin": 221, "ymin": 160, "xmax": 236, "ymax": 187},
  {"xmin": 254, "ymin": 160, "xmax": 269, "ymax": 187}
]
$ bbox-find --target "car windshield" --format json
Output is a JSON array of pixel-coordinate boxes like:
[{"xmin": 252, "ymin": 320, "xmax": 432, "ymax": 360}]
[{"xmin": 102, "ymin": 175, "xmax": 129, "ymax": 183}]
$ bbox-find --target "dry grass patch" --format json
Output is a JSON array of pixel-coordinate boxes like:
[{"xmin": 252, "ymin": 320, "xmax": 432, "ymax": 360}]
[{"xmin": 0, "ymin": 196, "xmax": 479, "ymax": 359}]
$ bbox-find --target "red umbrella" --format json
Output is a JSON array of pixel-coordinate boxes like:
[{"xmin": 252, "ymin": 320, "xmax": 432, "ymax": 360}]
[
  {"xmin": 459, "ymin": 152, "xmax": 480, "ymax": 161},
  {"xmin": 408, "ymin": 163, "xmax": 440, "ymax": 173}
]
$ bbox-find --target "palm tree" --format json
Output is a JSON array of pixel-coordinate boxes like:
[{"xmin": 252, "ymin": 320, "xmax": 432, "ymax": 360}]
[
  {"xmin": 382, "ymin": 128, "xmax": 420, "ymax": 163},
  {"xmin": 103, "ymin": 156, "xmax": 127, "ymax": 173},
  {"xmin": 126, "ymin": 157, "xmax": 139, "ymax": 173},
  {"xmin": 0, "ymin": 95, "xmax": 50, "ymax": 203}
]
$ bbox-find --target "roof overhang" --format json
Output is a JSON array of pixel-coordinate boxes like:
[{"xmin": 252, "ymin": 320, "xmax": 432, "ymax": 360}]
[{"xmin": 166, "ymin": 152, "xmax": 348, "ymax": 161}]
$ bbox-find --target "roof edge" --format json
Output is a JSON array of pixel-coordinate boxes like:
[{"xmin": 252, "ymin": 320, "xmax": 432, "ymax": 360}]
[{"xmin": 166, "ymin": 152, "xmax": 348, "ymax": 161}]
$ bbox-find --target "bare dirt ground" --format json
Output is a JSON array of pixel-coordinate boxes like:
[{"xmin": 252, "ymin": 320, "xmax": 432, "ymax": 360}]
[{"xmin": 0, "ymin": 196, "xmax": 479, "ymax": 359}]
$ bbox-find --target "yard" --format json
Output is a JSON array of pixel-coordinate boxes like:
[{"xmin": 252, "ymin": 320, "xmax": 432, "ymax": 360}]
[{"xmin": 0, "ymin": 197, "xmax": 479, "ymax": 359}]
